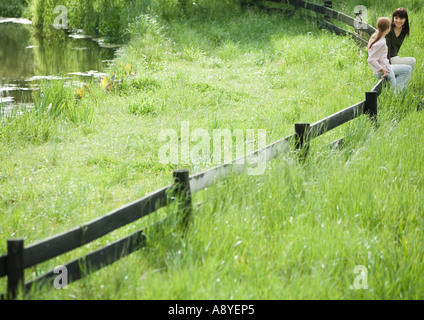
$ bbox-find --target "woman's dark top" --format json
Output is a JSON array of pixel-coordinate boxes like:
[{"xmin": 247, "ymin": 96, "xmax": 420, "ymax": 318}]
[{"xmin": 386, "ymin": 27, "xmax": 406, "ymax": 59}]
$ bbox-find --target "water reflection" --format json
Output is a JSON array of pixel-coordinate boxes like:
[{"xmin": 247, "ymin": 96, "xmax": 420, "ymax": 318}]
[{"xmin": 0, "ymin": 18, "xmax": 117, "ymax": 107}]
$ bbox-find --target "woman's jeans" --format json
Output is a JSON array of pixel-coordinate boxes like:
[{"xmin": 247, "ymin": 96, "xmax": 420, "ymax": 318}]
[
  {"xmin": 374, "ymin": 64, "xmax": 412, "ymax": 93},
  {"xmin": 390, "ymin": 56, "xmax": 416, "ymax": 84}
]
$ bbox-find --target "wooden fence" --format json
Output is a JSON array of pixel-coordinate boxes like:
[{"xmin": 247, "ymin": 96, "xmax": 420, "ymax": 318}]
[
  {"xmin": 263, "ymin": 0, "xmax": 376, "ymax": 45},
  {"xmin": 0, "ymin": 0, "xmax": 386, "ymax": 299}
]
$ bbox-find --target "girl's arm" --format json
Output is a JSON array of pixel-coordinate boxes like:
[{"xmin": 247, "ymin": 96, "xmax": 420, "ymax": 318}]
[{"xmin": 367, "ymin": 41, "xmax": 388, "ymax": 74}]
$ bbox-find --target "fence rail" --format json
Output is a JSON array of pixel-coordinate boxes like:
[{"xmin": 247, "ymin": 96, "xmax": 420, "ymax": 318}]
[
  {"xmin": 265, "ymin": 0, "xmax": 376, "ymax": 46},
  {"xmin": 1, "ymin": 1, "xmax": 386, "ymax": 299}
]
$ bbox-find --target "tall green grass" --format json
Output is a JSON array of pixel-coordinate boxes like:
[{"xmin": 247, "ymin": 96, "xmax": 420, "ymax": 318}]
[
  {"xmin": 25, "ymin": 0, "xmax": 244, "ymax": 42},
  {"xmin": 22, "ymin": 106, "xmax": 424, "ymax": 299},
  {"xmin": 1, "ymin": 1, "xmax": 423, "ymax": 299},
  {"xmin": 0, "ymin": 79, "xmax": 94, "ymax": 145}
]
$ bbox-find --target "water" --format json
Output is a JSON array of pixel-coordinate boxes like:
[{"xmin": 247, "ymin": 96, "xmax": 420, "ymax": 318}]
[{"xmin": 0, "ymin": 18, "xmax": 118, "ymax": 112}]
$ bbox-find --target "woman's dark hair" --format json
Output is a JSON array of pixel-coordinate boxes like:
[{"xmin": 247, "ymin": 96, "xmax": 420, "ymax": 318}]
[{"xmin": 392, "ymin": 7, "xmax": 410, "ymax": 36}]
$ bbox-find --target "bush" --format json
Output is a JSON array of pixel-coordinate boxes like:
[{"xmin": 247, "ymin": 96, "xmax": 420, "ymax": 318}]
[
  {"xmin": 25, "ymin": 0, "xmax": 246, "ymax": 42},
  {"xmin": 150, "ymin": 0, "xmax": 243, "ymax": 20},
  {"xmin": 0, "ymin": 0, "xmax": 26, "ymax": 17}
]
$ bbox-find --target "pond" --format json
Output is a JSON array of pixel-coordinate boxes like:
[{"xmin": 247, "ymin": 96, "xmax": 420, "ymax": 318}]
[{"xmin": 0, "ymin": 18, "xmax": 118, "ymax": 113}]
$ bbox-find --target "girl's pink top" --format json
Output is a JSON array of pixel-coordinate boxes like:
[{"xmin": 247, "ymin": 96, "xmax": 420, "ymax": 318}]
[{"xmin": 367, "ymin": 38, "xmax": 392, "ymax": 74}]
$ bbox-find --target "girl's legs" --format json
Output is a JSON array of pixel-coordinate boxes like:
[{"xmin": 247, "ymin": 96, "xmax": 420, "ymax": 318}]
[
  {"xmin": 390, "ymin": 56, "xmax": 416, "ymax": 84},
  {"xmin": 391, "ymin": 64, "xmax": 412, "ymax": 93},
  {"xmin": 374, "ymin": 70, "xmax": 396, "ymax": 89},
  {"xmin": 375, "ymin": 65, "xmax": 412, "ymax": 93}
]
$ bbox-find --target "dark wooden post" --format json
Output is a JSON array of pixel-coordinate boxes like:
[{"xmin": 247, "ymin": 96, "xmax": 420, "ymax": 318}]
[
  {"xmin": 365, "ymin": 91, "xmax": 378, "ymax": 123},
  {"xmin": 172, "ymin": 169, "xmax": 192, "ymax": 230},
  {"xmin": 294, "ymin": 123, "xmax": 310, "ymax": 160},
  {"xmin": 324, "ymin": 1, "xmax": 332, "ymax": 20},
  {"xmin": 7, "ymin": 238, "xmax": 24, "ymax": 299}
]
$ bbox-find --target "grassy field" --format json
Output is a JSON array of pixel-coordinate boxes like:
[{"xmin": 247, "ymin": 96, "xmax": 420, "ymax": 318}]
[{"xmin": 1, "ymin": 0, "xmax": 423, "ymax": 299}]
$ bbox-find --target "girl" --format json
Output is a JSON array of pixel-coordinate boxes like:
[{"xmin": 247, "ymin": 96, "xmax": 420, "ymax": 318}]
[
  {"xmin": 367, "ymin": 17, "xmax": 412, "ymax": 93},
  {"xmin": 386, "ymin": 8, "xmax": 416, "ymax": 84}
]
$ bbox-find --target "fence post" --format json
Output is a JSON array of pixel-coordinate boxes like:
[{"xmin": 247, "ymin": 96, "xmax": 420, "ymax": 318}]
[
  {"xmin": 324, "ymin": 1, "xmax": 332, "ymax": 20},
  {"xmin": 7, "ymin": 238, "xmax": 25, "ymax": 299},
  {"xmin": 365, "ymin": 91, "xmax": 378, "ymax": 123},
  {"xmin": 294, "ymin": 123, "xmax": 310, "ymax": 160},
  {"xmin": 172, "ymin": 169, "xmax": 192, "ymax": 230}
]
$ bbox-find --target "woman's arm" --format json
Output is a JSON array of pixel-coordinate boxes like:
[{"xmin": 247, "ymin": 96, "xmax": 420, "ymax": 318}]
[{"xmin": 386, "ymin": 31, "xmax": 393, "ymax": 59}]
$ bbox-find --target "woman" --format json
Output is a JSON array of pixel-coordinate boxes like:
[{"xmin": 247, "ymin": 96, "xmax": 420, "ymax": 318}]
[
  {"xmin": 386, "ymin": 8, "xmax": 416, "ymax": 84},
  {"xmin": 367, "ymin": 17, "xmax": 412, "ymax": 93}
]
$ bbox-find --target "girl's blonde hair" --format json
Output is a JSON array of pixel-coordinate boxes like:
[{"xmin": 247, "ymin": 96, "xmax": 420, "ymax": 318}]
[{"xmin": 368, "ymin": 17, "xmax": 391, "ymax": 49}]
